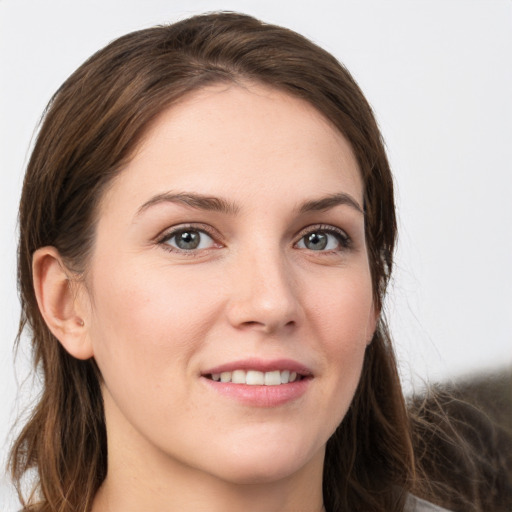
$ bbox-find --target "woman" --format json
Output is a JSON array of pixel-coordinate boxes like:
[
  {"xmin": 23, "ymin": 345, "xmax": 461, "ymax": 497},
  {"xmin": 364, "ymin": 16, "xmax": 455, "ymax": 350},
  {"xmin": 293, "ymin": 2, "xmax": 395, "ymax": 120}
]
[{"xmin": 9, "ymin": 12, "xmax": 452, "ymax": 512}]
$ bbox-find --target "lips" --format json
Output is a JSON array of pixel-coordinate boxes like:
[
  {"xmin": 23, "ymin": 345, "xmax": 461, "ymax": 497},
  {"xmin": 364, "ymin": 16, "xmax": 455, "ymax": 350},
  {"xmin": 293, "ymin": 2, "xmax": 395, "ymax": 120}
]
[{"xmin": 201, "ymin": 359, "xmax": 312, "ymax": 407}]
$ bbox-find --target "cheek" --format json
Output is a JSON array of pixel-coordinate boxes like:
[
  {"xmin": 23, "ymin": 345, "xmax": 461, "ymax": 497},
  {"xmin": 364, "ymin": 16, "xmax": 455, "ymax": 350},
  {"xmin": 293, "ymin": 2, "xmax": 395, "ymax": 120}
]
[
  {"xmin": 86, "ymin": 260, "xmax": 219, "ymax": 384},
  {"xmin": 85, "ymin": 262, "xmax": 224, "ymax": 438},
  {"xmin": 308, "ymin": 269, "xmax": 374, "ymax": 345},
  {"xmin": 305, "ymin": 269, "xmax": 373, "ymax": 413}
]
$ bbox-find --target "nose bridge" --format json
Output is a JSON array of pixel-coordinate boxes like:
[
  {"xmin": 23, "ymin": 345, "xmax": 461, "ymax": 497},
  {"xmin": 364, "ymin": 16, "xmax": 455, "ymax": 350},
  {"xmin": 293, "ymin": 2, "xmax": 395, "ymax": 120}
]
[{"xmin": 226, "ymin": 243, "xmax": 300, "ymax": 332}]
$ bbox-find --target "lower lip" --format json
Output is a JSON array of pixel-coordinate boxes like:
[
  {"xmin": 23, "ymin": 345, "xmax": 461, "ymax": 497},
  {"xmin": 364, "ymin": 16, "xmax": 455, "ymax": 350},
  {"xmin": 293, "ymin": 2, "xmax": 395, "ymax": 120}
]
[{"xmin": 201, "ymin": 377, "xmax": 310, "ymax": 407}]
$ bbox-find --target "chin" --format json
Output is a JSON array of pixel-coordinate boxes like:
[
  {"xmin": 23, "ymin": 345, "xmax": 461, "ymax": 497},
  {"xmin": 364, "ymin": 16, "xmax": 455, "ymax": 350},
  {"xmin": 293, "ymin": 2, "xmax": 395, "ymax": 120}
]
[
  {"xmin": 200, "ymin": 433, "xmax": 325, "ymax": 486},
  {"xmin": 211, "ymin": 455, "xmax": 313, "ymax": 486}
]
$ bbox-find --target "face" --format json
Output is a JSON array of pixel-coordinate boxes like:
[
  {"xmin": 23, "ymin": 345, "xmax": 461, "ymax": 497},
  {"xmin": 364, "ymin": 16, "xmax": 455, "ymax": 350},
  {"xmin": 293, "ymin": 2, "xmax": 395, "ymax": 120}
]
[{"xmin": 82, "ymin": 83, "xmax": 376, "ymax": 486}]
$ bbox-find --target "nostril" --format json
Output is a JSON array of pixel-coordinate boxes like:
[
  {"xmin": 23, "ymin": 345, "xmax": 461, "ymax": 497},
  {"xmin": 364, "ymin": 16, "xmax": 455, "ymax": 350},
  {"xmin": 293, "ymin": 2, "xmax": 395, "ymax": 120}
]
[
  {"xmin": 237, "ymin": 319, "xmax": 297, "ymax": 334},
  {"xmin": 239, "ymin": 320, "xmax": 261, "ymax": 328}
]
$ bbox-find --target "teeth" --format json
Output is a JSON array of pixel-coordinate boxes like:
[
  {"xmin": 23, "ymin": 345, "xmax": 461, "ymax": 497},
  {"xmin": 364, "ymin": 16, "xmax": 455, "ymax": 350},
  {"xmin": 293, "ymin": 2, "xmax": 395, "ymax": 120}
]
[
  {"xmin": 209, "ymin": 369, "xmax": 302, "ymax": 385},
  {"xmin": 232, "ymin": 370, "xmax": 246, "ymax": 384},
  {"xmin": 246, "ymin": 370, "xmax": 265, "ymax": 385},
  {"xmin": 264, "ymin": 370, "xmax": 281, "ymax": 386}
]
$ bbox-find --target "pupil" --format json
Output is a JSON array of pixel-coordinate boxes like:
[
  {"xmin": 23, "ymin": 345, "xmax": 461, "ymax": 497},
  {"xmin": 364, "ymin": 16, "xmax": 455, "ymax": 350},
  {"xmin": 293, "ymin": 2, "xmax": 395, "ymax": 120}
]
[
  {"xmin": 306, "ymin": 232, "xmax": 327, "ymax": 250},
  {"xmin": 176, "ymin": 230, "xmax": 200, "ymax": 250}
]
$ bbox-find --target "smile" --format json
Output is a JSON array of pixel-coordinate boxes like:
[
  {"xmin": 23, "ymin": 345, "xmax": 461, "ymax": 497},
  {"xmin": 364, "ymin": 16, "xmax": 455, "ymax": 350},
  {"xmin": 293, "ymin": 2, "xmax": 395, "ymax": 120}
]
[{"xmin": 208, "ymin": 369, "xmax": 302, "ymax": 385}]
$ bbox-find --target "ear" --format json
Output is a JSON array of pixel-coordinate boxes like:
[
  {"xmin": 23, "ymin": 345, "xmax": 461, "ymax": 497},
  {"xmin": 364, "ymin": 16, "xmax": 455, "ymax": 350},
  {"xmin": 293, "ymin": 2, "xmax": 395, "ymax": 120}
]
[{"xmin": 32, "ymin": 246, "xmax": 93, "ymax": 360}]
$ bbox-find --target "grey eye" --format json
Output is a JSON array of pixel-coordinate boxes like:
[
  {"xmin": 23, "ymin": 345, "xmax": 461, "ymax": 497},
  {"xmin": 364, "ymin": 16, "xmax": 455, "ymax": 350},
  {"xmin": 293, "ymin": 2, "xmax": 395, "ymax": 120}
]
[
  {"xmin": 296, "ymin": 230, "xmax": 347, "ymax": 251},
  {"xmin": 303, "ymin": 232, "xmax": 328, "ymax": 250},
  {"xmin": 166, "ymin": 229, "xmax": 214, "ymax": 251}
]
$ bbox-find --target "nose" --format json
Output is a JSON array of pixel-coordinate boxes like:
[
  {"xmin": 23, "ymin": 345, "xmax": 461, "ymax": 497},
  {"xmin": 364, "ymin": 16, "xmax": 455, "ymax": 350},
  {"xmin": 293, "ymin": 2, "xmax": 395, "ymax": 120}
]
[{"xmin": 225, "ymin": 247, "xmax": 302, "ymax": 334}]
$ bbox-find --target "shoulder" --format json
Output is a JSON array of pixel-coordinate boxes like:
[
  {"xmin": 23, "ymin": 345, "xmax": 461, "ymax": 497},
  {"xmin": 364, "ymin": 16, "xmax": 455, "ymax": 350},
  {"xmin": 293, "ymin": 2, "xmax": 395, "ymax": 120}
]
[{"xmin": 404, "ymin": 494, "xmax": 453, "ymax": 512}]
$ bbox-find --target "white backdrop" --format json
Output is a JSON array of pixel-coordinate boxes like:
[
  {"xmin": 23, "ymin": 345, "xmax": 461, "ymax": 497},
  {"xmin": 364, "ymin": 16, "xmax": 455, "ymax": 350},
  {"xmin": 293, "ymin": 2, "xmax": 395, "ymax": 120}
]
[{"xmin": 1, "ymin": 1, "xmax": 511, "ymax": 508}]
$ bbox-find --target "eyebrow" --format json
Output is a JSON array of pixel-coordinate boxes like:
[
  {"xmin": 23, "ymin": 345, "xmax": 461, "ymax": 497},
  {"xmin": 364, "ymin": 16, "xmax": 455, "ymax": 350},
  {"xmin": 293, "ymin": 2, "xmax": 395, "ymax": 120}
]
[
  {"xmin": 137, "ymin": 192, "xmax": 240, "ymax": 216},
  {"xmin": 298, "ymin": 193, "xmax": 364, "ymax": 215},
  {"xmin": 136, "ymin": 191, "xmax": 363, "ymax": 217}
]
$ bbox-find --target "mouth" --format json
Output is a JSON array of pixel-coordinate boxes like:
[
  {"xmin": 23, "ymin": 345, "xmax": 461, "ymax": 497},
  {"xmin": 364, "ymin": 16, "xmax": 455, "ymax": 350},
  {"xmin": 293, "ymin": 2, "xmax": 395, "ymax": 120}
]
[
  {"xmin": 205, "ymin": 369, "xmax": 306, "ymax": 386},
  {"xmin": 201, "ymin": 360, "xmax": 312, "ymax": 406}
]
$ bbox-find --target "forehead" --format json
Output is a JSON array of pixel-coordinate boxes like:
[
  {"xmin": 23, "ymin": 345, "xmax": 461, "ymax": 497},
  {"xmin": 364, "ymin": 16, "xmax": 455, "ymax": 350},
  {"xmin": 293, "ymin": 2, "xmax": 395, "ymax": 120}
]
[{"xmin": 101, "ymin": 83, "xmax": 363, "ymax": 213}]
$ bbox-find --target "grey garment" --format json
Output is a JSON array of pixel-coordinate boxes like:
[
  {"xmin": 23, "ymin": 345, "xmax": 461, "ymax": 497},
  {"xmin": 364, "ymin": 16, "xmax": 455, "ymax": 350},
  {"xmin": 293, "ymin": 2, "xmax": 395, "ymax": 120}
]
[{"xmin": 404, "ymin": 494, "xmax": 453, "ymax": 512}]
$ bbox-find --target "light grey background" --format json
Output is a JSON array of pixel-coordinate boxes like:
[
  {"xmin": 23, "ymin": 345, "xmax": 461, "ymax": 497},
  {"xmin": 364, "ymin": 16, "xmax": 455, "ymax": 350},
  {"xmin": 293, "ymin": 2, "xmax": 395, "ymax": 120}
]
[{"xmin": 1, "ymin": 1, "xmax": 511, "ymax": 509}]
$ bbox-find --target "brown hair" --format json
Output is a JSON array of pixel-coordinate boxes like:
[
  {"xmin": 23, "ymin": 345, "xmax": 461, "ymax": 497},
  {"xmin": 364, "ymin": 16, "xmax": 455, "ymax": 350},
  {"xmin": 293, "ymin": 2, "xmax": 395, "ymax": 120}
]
[
  {"xmin": 11, "ymin": 12, "xmax": 412, "ymax": 511},
  {"xmin": 410, "ymin": 379, "xmax": 512, "ymax": 511}
]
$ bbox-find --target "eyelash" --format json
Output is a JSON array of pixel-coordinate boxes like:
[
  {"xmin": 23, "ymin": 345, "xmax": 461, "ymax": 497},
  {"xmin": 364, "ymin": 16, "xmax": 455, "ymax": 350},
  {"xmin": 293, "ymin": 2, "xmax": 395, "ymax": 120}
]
[
  {"xmin": 156, "ymin": 223, "xmax": 352, "ymax": 255},
  {"xmin": 295, "ymin": 224, "xmax": 352, "ymax": 252},
  {"xmin": 157, "ymin": 224, "xmax": 220, "ymax": 256}
]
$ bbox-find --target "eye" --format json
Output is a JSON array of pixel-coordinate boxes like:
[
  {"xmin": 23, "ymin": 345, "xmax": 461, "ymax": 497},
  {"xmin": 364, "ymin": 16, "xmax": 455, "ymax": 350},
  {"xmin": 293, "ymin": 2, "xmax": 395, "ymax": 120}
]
[
  {"xmin": 295, "ymin": 227, "xmax": 350, "ymax": 252},
  {"xmin": 161, "ymin": 227, "xmax": 216, "ymax": 252}
]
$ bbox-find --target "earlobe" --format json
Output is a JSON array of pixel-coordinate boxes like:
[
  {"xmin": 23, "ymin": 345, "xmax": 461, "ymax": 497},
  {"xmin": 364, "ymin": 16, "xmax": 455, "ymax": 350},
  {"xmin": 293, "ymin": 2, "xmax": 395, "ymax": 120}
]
[{"xmin": 32, "ymin": 247, "xmax": 93, "ymax": 360}]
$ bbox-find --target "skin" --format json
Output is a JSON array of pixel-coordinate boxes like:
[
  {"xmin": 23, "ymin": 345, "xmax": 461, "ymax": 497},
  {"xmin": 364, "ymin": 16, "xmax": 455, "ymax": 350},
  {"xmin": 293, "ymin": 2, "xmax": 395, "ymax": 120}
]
[{"xmin": 34, "ymin": 83, "xmax": 377, "ymax": 512}]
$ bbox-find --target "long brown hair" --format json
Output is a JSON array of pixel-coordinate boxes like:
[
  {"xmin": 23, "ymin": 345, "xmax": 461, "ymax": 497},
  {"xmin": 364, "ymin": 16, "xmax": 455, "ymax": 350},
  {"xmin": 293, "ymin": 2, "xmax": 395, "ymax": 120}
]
[{"xmin": 10, "ymin": 12, "xmax": 412, "ymax": 511}]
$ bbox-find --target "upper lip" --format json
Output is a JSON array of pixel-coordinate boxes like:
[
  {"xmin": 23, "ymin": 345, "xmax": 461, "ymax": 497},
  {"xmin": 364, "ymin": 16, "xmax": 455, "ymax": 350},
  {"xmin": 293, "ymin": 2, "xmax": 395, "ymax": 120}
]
[{"xmin": 202, "ymin": 358, "xmax": 313, "ymax": 377}]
